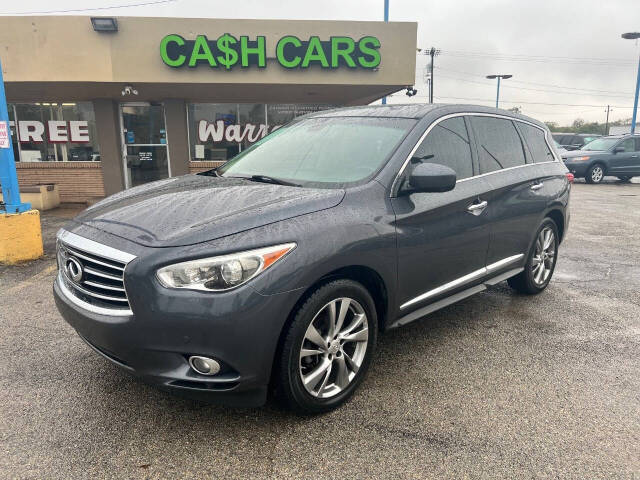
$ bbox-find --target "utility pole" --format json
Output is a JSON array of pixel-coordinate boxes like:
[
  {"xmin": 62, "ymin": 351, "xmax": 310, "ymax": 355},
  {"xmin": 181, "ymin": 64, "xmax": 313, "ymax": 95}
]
[
  {"xmin": 605, "ymin": 105, "xmax": 611, "ymax": 135},
  {"xmin": 381, "ymin": 0, "xmax": 389, "ymax": 105},
  {"xmin": 427, "ymin": 47, "xmax": 440, "ymax": 103},
  {"xmin": 486, "ymin": 74, "xmax": 513, "ymax": 108},
  {"xmin": 621, "ymin": 32, "xmax": 640, "ymax": 134}
]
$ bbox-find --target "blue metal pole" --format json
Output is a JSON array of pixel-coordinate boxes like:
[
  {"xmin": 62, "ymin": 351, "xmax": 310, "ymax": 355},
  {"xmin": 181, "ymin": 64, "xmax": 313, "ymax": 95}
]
[
  {"xmin": 381, "ymin": 0, "xmax": 389, "ymax": 105},
  {"xmin": 496, "ymin": 76, "xmax": 501, "ymax": 109},
  {"xmin": 0, "ymin": 57, "xmax": 30, "ymax": 213},
  {"xmin": 631, "ymin": 53, "xmax": 640, "ymax": 134}
]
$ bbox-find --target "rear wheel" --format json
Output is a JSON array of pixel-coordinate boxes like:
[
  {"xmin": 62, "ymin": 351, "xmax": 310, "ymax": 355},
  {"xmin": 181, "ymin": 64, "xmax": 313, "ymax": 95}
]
[
  {"xmin": 508, "ymin": 219, "xmax": 559, "ymax": 294},
  {"xmin": 277, "ymin": 279, "xmax": 377, "ymax": 414},
  {"xmin": 586, "ymin": 164, "xmax": 605, "ymax": 184}
]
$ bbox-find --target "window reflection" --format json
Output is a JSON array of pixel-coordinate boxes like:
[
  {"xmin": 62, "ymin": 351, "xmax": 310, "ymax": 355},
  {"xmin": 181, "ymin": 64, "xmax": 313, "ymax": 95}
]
[
  {"xmin": 188, "ymin": 103, "xmax": 337, "ymax": 162},
  {"xmin": 8, "ymin": 102, "xmax": 100, "ymax": 162}
]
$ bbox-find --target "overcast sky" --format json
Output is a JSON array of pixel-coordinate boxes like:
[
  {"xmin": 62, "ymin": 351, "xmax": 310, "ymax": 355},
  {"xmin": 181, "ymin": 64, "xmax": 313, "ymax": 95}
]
[{"xmin": 2, "ymin": 0, "xmax": 640, "ymax": 125}]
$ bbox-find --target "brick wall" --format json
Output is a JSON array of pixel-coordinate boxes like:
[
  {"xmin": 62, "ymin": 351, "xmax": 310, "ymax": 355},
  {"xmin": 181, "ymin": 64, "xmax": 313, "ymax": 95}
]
[
  {"xmin": 16, "ymin": 162, "xmax": 105, "ymax": 203},
  {"xmin": 189, "ymin": 161, "xmax": 225, "ymax": 174}
]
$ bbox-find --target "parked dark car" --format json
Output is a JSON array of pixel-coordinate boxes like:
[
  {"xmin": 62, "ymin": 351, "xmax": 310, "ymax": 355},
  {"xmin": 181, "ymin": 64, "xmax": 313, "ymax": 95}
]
[
  {"xmin": 552, "ymin": 132, "xmax": 601, "ymax": 151},
  {"xmin": 54, "ymin": 105, "xmax": 571, "ymax": 413},
  {"xmin": 561, "ymin": 134, "xmax": 640, "ymax": 183}
]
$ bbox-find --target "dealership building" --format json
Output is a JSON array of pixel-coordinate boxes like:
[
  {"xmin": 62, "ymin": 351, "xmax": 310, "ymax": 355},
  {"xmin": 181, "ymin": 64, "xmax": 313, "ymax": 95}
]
[{"xmin": 0, "ymin": 16, "xmax": 417, "ymax": 203}]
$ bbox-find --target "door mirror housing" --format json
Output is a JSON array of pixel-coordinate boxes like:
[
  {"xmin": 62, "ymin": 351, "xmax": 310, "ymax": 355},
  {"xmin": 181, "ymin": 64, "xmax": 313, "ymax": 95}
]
[
  {"xmin": 613, "ymin": 146, "xmax": 624, "ymax": 154},
  {"xmin": 405, "ymin": 162, "xmax": 457, "ymax": 193}
]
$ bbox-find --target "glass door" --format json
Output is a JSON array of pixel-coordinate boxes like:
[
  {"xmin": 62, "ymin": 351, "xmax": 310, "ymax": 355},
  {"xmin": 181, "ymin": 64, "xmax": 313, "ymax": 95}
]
[{"xmin": 120, "ymin": 103, "xmax": 170, "ymax": 188}]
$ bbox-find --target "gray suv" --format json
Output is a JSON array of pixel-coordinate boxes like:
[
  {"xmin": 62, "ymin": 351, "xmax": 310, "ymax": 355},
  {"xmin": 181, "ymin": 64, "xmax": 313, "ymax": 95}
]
[
  {"xmin": 562, "ymin": 134, "xmax": 640, "ymax": 183},
  {"xmin": 54, "ymin": 105, "xmax": 571, "ymax": 413}
]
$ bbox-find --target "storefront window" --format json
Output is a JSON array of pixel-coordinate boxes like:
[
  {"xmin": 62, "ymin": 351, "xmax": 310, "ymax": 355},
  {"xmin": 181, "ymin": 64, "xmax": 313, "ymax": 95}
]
[
  {"xmin": 188, "ymin": 103, "xmax": 336, "ymax": 162},
  {"xmin": 8, "ymin": 102, "xmax": 100, "ymax": 162}
]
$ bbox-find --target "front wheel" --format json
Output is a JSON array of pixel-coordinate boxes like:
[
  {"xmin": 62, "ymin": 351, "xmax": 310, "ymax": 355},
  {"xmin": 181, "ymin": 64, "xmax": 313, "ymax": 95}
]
[
  {"xmin": 586, "ymin": 164, "xmax": 605, "ymax": 184},
  {"xmin": 277, "ymin": 279, "xmax": 377, "ymax": 414},
  {"xmin": 508, "ymin": 219, "xmax": 559, "ymax": 294}
]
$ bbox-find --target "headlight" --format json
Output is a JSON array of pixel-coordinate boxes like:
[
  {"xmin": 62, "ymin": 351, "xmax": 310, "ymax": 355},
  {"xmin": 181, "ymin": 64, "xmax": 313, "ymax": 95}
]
[{"xmin": 156, "ymin": 243, "xmax": 296, "ymax": 291}]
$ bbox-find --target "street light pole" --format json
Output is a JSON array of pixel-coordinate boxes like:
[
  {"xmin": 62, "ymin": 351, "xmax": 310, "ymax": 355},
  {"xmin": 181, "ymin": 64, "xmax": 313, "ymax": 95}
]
[
  {"xmin": 486, "ymin": 74, "xmax": 512, "ymax": 109},
  {"xmin": 622, "ymin": 32, "xmax": 640, "ymax": 134},
  {"xmin": 381, "ymin": 0, "xmax": 389, "ymax": 105}
]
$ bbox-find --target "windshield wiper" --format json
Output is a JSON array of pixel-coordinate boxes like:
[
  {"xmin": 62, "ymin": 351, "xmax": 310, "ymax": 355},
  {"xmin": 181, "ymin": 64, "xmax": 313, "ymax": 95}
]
[{"xmin": 247, "ymin": 175, "xmax": 301, "ymax": 187}]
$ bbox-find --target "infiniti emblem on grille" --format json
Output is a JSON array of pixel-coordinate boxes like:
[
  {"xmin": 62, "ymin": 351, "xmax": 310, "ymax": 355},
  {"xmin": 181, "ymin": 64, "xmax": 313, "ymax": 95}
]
[{"xmin": 65, "ymin": 257, "xmax": 84, "ymax": 283}]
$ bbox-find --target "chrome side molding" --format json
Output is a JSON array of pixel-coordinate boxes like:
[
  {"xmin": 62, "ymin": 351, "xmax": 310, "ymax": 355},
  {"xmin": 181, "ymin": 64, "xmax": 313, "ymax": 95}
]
[{"xmin": 400, "ymin": 253, "xmax": 524, "ymax": 310}]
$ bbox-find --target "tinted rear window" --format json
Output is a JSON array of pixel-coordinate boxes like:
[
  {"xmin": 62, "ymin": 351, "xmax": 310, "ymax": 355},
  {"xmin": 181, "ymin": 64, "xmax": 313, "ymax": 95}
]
[
  {"xmin": 471, "ymin": 117, "xmax": 527, "ymax": 174},
  {"xmin": 519, "ymin": 123, "xmax": 555, "ymax": 163},
  {"xmin": 413, "ymin": 117, "xmax": 473, "ymax": 180}
]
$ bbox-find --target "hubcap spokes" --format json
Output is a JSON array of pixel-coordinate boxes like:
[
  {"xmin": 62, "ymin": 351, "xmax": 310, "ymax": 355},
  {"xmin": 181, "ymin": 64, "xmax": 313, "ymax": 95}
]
[
  {"xmin": 299, "ymin": 297, "xmax": 368, "ymax": 398},
  {"xmin": 592, "ymin": 167, "xmax": 603, "ymax": 182},
  {"xmin": 532, "ymin": 227, "xmax": 555, "ymax": 285}
]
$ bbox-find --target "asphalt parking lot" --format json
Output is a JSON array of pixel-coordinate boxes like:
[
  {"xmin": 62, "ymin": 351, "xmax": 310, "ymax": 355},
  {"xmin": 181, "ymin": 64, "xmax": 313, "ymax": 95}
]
[{"xmin": 1, "ymin": 179, "xmax": 639, "ymax": 479}]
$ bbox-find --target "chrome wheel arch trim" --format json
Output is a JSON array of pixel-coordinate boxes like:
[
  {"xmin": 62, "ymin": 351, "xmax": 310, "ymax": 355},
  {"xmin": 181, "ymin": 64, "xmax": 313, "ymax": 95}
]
[
  {"xmin": 399, "ymin": 253, "xmax": 524, "ymax": 310},
  {"xmin": 390, "ymin": 111, "xmax": 560, "ymax": 197}
]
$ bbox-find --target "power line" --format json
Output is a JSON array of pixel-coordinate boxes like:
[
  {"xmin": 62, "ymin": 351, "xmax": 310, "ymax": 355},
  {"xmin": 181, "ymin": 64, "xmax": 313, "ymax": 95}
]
[
  {"xmin": 432, "ymin": 65, "xmax": 635, "ymax": 95},
  {"xmin": 438, "ymin": 50, "xmax": 635, "ymax": 67},
  {"xmin": 0, "ymin": 0, "xmax": 178, "ymax": 15},
  {"xmin": 409, "ymin": 94, "xmax": 635, "ymax": 108},
  {"xmin": 433, "ymin": 70, "xmax": 632, "ymax": 98}
]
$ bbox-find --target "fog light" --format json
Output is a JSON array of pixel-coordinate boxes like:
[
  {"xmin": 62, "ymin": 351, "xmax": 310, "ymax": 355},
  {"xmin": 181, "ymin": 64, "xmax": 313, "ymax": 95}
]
[{"xmin": 189, "ymin": 356, "xmax": 221, "ymax": 375}]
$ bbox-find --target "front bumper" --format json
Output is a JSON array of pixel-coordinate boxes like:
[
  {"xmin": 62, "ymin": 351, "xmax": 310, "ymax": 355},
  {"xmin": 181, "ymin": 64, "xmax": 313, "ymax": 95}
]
[
  {"xmin": 54, "ymin": 271, "xmax": 302, "ymax": 407},
  {"xmin": 562, "ymin": 161, "xmax": 589, "ymax": 177}
]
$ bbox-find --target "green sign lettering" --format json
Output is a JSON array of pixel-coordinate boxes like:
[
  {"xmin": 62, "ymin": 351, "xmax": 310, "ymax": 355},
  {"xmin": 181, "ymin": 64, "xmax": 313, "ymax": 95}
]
[
  {"xmin": 276, "ymin": 36, "xmax": 302, "ymax": 68},
  {"xmin": 301, "ymin": 36, "xmax": 329, "ymax": 68},
  {"xmin": 160, "ymin": 34, "xmax": 186, "ymax": 67},
  {"xmin": 160, "ymin": 34, "xmax": 381, "ymax": 70},
  {"xmin": 330, "ymin": 36, "xmax": 357, "ymax": 68},
  {"xmin": 188, "ymin": 35, "xmax": 217, "ymax": 67},
  {"xmin": 357, "ymin": 36, "xmax": 381, "ymax": 68},
  {"xmin": 241, "ymin": 35, "xmax": 266, "ymax": 67}
]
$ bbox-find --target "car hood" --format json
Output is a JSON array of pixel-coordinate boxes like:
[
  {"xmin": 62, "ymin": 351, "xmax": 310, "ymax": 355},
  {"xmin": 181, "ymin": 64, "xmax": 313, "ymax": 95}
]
[
  {"xmin": 562, "ymin": 149, "xmax": 607, "ymax": 159},
  {"xmin": 70, "ymin": 175, "xmax": 345, "ymax": 247}
]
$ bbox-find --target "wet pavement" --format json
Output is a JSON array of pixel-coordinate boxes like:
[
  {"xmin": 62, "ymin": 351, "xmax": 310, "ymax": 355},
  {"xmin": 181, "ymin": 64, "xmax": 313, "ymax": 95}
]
[{"xmin": 1, "ymin": 181, "xmax": 638, "ymax": 479}]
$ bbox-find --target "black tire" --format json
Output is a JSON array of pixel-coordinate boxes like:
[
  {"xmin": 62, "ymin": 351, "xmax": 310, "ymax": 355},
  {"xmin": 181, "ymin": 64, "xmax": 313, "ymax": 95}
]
[
  {"xmin": 585, "ymin": 163, "xmax": 605, "ymax": 184},
  {"xmin": 508, "ymin": 218, "xmax": 559, "ymax": 294},
  {"xmin": 617, "ymin": 176, "xmax": 632, "ymax": 183},
  {"xmin": 277, "ymin": 279, "xmax": 378, "ymax": 414}
]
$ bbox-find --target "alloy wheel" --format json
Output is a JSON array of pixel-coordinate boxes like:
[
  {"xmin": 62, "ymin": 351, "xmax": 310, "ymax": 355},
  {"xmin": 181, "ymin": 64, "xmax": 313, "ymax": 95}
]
[
  {"xmin": 299, "ymin": 297, "xmax": 369, "ymax": 399},
  {"xmin": 591, "ymin": 166, "xmax": 603, "ymax": 183},
  {"xmin": 531, "ymin": 226, "xmax": 556, "ymax": 286}
]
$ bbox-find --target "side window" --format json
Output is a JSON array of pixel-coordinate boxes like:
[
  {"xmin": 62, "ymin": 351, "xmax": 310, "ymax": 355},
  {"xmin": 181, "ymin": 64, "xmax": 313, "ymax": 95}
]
[
  {"xmin": 635, "ymin": 138, "xmax": 640, "ymax": 152},
  {"xmin": 470, "ymin": 117, "xmax": 527, "ymax": 174},
  {"xmin": 413, "ymin": 117, "xmax": 473, "ymax": 180},
  {"xmin": 618, "ymin": 138, "xmax": 635, "ymax": 152},
  {"xmin": 519, "ymin": 123, "xmax": 555, "ymax": 163}
]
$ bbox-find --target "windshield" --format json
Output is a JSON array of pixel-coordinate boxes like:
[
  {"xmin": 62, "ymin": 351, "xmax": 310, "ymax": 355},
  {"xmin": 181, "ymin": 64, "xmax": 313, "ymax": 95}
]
[
  {"xmin": 582, "ymin": 137, "xmax": 620, "ymax": 151},
  {"xmin": 216, "ymin": 116, "xmax": 416, "ymax": 187}
]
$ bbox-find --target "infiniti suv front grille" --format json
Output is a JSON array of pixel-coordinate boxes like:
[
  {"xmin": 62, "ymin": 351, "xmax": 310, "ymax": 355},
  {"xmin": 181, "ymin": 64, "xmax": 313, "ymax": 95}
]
[{"xmin": 56, "ymin": 230, "xmax": 136, "ymax": 315}]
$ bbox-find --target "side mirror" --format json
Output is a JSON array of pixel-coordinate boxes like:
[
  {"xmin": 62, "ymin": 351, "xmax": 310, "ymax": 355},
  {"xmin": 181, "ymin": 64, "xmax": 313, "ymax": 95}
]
[
  {"xmin": 406, "ymin": 162, "xmax": 457, "ymax": 193},
  {"xmin": 613, "ymin": 147, "xmax": 624, "ymax": 154}
]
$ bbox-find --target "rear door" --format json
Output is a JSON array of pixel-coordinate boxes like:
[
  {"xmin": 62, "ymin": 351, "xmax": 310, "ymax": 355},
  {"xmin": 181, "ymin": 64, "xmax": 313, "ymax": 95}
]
[
  {"xmin": 392, "ymin": 115, "xmax": 492, "ymax": 313},
  {"xmin": 468, "ymin": 116, "xmax": 548, "ymax": 270},
  {"xmin": 608, "ymin": 138, "xmax": 640, "ymax": 175}
]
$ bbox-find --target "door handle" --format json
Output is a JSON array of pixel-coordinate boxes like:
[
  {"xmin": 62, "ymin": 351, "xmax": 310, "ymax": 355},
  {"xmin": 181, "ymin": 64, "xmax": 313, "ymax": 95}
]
[
  {"xmin": 530, "ymin": 182, "xmax": 544, "ymax": 191},
  {"xmin": 467, "ymin": 200, "xmax": 488, "ymax": 215}
]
